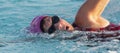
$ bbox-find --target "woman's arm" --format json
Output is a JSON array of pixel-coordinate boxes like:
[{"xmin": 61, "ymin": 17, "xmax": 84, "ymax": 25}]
[
  {"xmin": 76, "ymin": 0, "xmax": 110, "ymax": 18},
  {"xmin": 74, "ymin": 0, "xmax": 110, "ymax": 28}
]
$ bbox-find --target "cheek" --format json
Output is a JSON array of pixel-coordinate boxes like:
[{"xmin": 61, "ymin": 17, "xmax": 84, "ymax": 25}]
[
  {"xmin": 61, "ymin": 20, "xmax": 73, "ymax": 27},
  {"xmin": 54, "ymin": 22, "xmax": 62, "ymax": 29},
  {"xmin": 62, "ymin": 20, "xmax": 69, "ymax": 25}
]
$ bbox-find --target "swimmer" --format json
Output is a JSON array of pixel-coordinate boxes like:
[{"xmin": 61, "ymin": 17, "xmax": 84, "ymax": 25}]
[{"xmin": 28, "ymin": 0, "xmax": 120, "ymax": 35}]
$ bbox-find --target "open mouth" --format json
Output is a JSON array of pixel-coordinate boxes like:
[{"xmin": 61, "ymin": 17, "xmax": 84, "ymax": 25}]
[{"xmin": 66, "ymin": 26, "xmax": 69, "ymax": 30}]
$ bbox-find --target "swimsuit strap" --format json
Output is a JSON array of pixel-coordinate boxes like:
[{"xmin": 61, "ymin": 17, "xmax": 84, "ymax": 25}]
[
  {"xmin": 72, "ymin": 23, "xmax": 120, "ymax": 31},
  {"xmin": 105, "ymin": 23, "xmax": 120, "ymax": 31}
]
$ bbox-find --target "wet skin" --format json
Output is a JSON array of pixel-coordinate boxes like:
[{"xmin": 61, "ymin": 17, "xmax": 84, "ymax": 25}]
[{"xmin": 43, "ymin": 16, "xmax": 74, "ymax": 33}]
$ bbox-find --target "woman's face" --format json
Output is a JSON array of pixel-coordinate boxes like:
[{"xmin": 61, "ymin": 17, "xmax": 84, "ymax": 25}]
[{"xmin": 43, "ymin": 16, "xmax": 74, "ymax": 33}]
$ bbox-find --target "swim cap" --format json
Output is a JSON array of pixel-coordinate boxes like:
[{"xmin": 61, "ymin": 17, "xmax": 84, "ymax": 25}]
[{"xmin": 28, "ymin": 16, "xmax": 47, "ymax": 33}]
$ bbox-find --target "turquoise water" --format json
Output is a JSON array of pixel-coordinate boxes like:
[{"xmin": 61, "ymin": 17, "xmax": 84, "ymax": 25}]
[{"xmin": 0, "ymin": 0, "xmax": 120, "ymax": 53}]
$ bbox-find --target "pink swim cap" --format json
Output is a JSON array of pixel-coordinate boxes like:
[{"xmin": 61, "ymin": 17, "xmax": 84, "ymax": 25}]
[{"xmin": 28, "ymin": 16, "xmax": 47, "ymax": 33}]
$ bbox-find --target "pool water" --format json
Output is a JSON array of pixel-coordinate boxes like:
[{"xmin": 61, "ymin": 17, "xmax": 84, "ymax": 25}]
[{"xmin": 0, "ymin": 0, "xmax": 120, "ymax": 53}]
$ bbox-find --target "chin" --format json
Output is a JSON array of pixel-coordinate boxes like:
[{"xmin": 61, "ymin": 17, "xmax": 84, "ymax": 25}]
[
  {"xmin": 67, "ymin": 26, "xmax": 74, "ymax": 31},
  {"xmin": 67, "ymin": 29, "xmax": 74, "ymax": 32}
]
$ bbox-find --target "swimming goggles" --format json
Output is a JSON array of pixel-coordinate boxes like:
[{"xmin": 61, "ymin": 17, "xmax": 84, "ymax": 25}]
[{"xmin": 48, "ymin": 15, "xmax": 60, "ymax": 34}]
